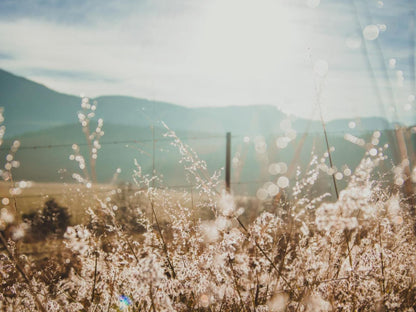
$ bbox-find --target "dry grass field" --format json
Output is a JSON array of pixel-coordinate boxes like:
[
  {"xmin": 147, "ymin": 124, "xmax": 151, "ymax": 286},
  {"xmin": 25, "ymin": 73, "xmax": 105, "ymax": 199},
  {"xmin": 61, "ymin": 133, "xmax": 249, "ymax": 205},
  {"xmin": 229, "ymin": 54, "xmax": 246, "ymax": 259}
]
[{"xmin": 0, "ymin": 182, "xmax": 116, "ymax": 225}]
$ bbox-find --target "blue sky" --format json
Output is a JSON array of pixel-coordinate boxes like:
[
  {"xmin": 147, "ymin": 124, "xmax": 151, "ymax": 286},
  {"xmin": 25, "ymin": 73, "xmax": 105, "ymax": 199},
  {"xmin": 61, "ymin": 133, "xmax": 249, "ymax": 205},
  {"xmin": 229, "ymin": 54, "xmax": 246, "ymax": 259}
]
[{"xmin": 0, "ymin": 0, "xmax": 415, "ymax": 123}]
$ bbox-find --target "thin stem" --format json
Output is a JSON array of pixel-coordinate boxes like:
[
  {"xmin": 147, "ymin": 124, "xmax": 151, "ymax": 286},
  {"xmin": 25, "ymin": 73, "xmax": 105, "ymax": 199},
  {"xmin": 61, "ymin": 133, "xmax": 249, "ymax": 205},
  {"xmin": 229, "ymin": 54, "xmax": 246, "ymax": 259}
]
[
  {"xmin": 227, "ymin": 255, "xmax": 248, "ymax": 312},
  {"xmin": 378, "ymin": 222, "xmax": 386, "ymax": 295},
  {"xmin": 0, "ymin": 232, "xmax": 48, "ymax": 312},
  {"xmin": 236, "ymin": 217, "xmax": 296, "ymax": 296},
  {"xmin": 151, "ymin": 199, "xmax": 176, "ymax": 278},
  {"xmin": 318, "ymin": 102, "xmax": 339, "ymax": 200},
  {"xmin": 91, "ymin": 250, "xmax": 99, "ymax": 303}
]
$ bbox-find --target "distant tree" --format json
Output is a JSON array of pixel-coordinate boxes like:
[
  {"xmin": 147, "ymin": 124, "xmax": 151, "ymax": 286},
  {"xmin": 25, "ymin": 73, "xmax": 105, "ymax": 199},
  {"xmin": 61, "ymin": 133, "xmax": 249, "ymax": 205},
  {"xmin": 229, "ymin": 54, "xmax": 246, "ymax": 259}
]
[{"xmin": 23, "ymin": 199, "xmax": 71, "ymax": 241}]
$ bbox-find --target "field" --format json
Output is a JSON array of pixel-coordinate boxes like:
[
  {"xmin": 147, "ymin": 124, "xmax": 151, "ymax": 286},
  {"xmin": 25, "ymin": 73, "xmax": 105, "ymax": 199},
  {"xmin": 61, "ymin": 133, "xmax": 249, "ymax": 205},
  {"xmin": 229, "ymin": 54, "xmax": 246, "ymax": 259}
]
[
  {"xmin": 1, "ymin": 98, "xmax": 416, "ymax": 311},
  {"xmin": 2, "ymin": 0, "xmax": 416, "ymax": 310}
]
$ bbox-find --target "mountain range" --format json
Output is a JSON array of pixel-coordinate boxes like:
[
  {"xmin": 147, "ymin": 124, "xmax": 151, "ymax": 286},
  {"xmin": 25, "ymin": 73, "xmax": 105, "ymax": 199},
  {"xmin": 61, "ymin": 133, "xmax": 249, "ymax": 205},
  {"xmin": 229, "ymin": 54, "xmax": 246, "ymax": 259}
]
[
  {"xmin": 0, "ymin": 68, "xmax": 405, "ymax": 194},
  {"xmin": 0, "ymin": 68, "xmax": 393, "ymax": 138}
]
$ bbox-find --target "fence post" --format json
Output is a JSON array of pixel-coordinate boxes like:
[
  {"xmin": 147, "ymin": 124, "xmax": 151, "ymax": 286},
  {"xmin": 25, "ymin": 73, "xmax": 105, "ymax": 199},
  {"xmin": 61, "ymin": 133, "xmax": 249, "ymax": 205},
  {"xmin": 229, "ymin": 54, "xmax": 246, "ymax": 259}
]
[
  {"xmin": 395, "ymin": 127, "xmax": 415, "ymax": 208},
  {"xmin": 225, "ymin": 132, "xmax": 231, "ymax": 193}
]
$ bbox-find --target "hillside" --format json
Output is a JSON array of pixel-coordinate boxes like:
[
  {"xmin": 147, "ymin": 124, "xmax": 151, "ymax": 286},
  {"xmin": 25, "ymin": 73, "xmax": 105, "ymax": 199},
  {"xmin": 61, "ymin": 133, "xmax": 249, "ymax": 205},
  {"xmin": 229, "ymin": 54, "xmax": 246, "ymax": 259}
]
[
  {"xmin": 0, "ymin": 69, "xmax": 394, "ymax": 138},
  {"xmin": 0, "ymin": 68, "xmax": 402, "ymax": 188}
]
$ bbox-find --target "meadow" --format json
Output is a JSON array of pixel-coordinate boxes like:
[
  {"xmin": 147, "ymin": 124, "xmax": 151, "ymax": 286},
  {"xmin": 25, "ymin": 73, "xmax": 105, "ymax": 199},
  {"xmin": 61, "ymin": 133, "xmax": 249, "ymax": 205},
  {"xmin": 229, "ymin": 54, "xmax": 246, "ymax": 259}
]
[{"xmin": 0, "ymin": 98, "xmax": 415, "ymax": 312}]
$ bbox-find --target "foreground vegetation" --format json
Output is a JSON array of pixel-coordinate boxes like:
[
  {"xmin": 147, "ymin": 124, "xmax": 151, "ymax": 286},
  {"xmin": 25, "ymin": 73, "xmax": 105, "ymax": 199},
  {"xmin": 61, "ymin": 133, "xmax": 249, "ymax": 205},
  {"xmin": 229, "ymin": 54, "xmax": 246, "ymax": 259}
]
[{"xmin": 1, "ymin": 100, "xmax": 415, "ymax": 311}]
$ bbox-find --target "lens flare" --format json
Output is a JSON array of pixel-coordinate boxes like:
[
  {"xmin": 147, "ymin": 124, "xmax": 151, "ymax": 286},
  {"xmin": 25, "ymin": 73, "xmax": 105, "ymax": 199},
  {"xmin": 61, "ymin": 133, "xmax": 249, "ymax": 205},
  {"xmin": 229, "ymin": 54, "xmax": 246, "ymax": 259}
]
[{"xmin": 119, "ymin": 295, "xmax": 132, "ymax": 310}]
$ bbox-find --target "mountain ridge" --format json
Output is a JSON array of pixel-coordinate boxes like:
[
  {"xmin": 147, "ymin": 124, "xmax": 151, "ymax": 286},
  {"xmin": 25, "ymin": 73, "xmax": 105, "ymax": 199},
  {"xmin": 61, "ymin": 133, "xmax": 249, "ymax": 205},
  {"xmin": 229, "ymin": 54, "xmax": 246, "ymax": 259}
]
[
  {"xmin": 0, "ymin": 68, "xmax": 403, "ymax": 187},
  {"xmin": 0, "ymin": 68, "xmax": 394, "ymax": 138}
]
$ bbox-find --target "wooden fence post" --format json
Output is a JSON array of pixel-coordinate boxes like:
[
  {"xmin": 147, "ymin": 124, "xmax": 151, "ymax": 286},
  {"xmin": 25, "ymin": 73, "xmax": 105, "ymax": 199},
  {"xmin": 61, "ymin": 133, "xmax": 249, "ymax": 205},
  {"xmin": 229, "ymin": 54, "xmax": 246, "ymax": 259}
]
[{"xmin": 225, "ymin": 132, "xmax": 231, "ymax": 193}]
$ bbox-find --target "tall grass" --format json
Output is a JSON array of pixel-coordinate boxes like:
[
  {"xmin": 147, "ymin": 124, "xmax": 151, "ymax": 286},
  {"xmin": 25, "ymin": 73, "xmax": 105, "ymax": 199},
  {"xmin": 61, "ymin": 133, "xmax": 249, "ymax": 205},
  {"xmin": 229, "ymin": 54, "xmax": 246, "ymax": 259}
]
[{"xmin": 1, "ymin": 99, "xmax": 416, "ymax": 311}]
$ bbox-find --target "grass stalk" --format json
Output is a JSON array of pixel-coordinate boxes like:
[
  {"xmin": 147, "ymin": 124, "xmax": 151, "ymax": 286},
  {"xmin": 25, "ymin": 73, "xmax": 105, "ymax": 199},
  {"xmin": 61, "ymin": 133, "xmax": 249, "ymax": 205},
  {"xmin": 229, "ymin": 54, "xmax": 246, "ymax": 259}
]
[
  {"xmin": 91, "ymin": 249, "xmax": 99, "ymax": 303},
  {"xmin": 150, "ymin": 200, "xmax": 176, "ymax": 279},
  {"xmin": 0, "ymin": 232, "xmax": 48, "ymax": 312}
]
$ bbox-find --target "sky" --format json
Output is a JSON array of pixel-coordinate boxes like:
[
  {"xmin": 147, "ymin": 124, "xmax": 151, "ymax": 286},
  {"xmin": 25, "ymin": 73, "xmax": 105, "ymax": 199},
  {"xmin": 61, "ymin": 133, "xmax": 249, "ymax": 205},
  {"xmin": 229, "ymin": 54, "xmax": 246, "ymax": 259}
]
[{"xmin": 0, "ymin": 0, "xmax": 415, "ymax": 123}]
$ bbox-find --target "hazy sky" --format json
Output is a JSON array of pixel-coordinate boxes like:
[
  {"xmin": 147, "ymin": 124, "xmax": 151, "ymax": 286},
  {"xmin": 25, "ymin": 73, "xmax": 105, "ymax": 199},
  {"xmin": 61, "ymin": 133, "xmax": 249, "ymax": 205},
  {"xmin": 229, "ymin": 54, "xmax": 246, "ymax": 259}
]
[{"xmin": 0, "ymin": 0, "xmax": 415, "ymax": 122}]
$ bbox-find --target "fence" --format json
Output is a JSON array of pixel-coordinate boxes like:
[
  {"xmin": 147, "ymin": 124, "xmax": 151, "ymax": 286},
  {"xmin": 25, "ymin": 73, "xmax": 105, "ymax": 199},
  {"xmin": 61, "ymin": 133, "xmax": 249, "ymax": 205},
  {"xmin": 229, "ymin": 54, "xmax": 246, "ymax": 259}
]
[{"xmin": 0, "ymin": 122, "xmax": 414, "ymax": 224}]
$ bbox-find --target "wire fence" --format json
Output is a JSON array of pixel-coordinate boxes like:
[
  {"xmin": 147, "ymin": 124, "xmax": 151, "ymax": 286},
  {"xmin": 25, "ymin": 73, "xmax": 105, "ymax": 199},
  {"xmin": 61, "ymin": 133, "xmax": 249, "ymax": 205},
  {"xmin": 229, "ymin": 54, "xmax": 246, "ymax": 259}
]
[
  {"xmin": 1, "ymin": 126, "xmax": 412, "ymax": 151},
  {"xmin": 1, "ymin": 125, "xmax": 413, "ymax": 206}
]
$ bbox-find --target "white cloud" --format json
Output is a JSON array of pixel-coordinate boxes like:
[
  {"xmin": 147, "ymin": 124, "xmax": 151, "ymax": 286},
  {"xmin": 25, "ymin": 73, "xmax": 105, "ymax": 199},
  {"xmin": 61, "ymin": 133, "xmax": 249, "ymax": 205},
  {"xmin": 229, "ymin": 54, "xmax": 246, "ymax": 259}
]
[{"xmin": 0, "ymin": 0, "xmax": 414, "ymax": 122}]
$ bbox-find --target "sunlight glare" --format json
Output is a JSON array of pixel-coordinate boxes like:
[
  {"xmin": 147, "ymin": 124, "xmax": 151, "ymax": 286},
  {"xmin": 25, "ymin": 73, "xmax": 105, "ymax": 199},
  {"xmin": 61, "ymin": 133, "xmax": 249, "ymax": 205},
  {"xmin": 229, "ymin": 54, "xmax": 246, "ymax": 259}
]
[{"xmin": 195, "ymin": 0, "xmax": 301, "ymax": 89}]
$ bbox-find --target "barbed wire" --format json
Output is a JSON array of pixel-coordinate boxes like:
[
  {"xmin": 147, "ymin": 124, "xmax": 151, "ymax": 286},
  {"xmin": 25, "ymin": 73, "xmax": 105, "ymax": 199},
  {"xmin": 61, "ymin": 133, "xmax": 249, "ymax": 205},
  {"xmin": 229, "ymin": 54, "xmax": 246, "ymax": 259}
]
[
  {"xmin": 0, "ymin": 127, "xmax": 402, "ymax": 152},
  {"xmin": 0, "ymin": 135, "xmax": 226, "ymax": 151}
]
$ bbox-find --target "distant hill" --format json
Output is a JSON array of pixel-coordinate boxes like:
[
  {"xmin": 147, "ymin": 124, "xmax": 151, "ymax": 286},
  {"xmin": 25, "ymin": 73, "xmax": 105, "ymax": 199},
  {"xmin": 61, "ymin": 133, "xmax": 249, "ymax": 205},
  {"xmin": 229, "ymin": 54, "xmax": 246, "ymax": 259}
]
[
  {"xmin": 0, "ymin": 68, "xmax": 403, "ymax": 191},
  {"xmin": 0, "ymin": 68, "xmax": 394, "ymax": 138}
]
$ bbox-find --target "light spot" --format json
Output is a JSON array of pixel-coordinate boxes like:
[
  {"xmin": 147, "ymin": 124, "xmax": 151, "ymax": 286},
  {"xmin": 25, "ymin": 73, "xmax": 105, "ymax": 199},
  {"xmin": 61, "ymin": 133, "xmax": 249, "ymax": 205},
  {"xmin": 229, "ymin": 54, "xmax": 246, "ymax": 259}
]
[
  {"xmin": 369, "ymin": 148, "xmax": 378, "ymax": 156},
  {"xmin": 393, "ymin": 215, "xmax": 403, "ymax": 225},
  {"xmin": 277, "ymin": 162, "xmax": 288, "ymax": 174},
  {"xmin": 276, "ymin": 137, "xmax": 289, "ymax": 149},
  {"xmin": 19, "ymin": 181, "xmax": 28, "ymax": 188},
  {"xmin": 363, "ymin": 25, "xmax": 379, "ymax": 40},
  {"xmin": 395, "ymin": 177, "xmax": 404, "ymax": 186},
  {"xmin": 286, "ymin": 129, "xmax": 297, "ymax": 140},
  {"xmin": 346, "ymin": 36, "xmax": 361, "ymax": 49},
  {"xmin": 314, "ymin": 59, "xmax": 329, "ymax": 77},
  {"xmin": 11, "ymin": 225, "xmax": 25, "ymax": 240},
  {"xmin": 199, "ymin": 294, "xmax": 210, "ymax": 308},
  {"xmin": 1, "ymin": 208, "xmax": 14, "ymax": 223},
  {"xmin": 267, "ymin": 183, "xmax": 280, "ymax": 196},
  {"xmin": 277, "ymin": 176, "xmax": 289, "ymax": 188},
  {"xmin": 255, "ymin": 141, "xmax": 267, "ymax": 154},
  {"xmin": 268, "ymin": 163, "xmax": 280, "ymax": 175},
  {"xmin": 256, "ymin": 188, "xmax": 268, "ymax": 200},
  {"xmin": 319, "ymin": 163, "xmax": 328, "ymax": 172},
  {"xmin": 378, "ymin": 24, "xmax": 387, "ymax": 32}
]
